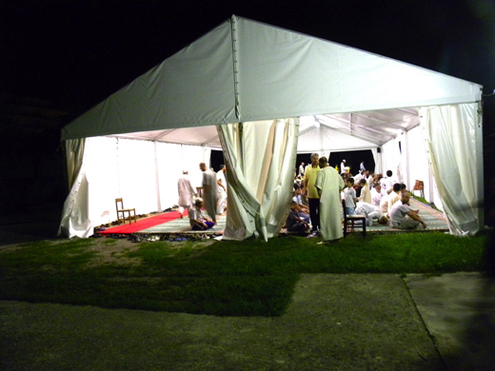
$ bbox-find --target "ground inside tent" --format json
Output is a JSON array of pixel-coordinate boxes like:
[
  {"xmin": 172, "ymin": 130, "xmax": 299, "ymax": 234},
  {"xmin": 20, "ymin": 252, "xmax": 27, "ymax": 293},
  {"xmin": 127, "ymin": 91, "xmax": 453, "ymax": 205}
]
[{"xmin": 96, "ymin": 198, "xmax": 448, "ymax": 240}]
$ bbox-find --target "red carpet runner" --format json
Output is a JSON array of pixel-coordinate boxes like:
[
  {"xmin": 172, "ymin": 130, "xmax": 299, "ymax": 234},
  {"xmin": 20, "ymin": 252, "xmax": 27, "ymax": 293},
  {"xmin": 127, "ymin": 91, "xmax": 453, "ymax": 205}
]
[{"xmin": 98, "ymin": 209, "xmax": 188, "ymax": 234}]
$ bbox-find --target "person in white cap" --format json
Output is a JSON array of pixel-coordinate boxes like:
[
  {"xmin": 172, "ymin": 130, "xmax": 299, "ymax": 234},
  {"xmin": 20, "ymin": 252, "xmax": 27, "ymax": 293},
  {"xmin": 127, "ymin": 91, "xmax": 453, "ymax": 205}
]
[{"xmin": 177, "ymin": 170, "xmax": 196, "ymax": 218}]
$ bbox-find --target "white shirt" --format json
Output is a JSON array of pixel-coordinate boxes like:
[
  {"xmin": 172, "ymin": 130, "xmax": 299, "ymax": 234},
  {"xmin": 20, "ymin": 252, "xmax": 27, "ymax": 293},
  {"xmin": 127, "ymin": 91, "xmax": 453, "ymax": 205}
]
[
  {"xmin": 381, "ymin": 176, "xmax": 395, "ymax": 193},
  {"xmin": 371, "ymin": 187, "xmax": 385, "ymax": 207},
  {"xmin": 389, "ymin": 202, "xmax": 412, "ymax": 227},
  {"xmin": 216, "ymin": 169, "xmax": 226, "ymax": 193}
]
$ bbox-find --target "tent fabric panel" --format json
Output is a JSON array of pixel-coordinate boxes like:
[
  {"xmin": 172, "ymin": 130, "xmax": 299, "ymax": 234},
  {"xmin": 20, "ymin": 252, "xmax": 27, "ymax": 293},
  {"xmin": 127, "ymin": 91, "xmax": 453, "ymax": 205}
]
[
  {"xmin": 380, "ymin": 138, "xmax": 402, "ymax": 181},
  {"xmin": 420, "ymin": 103, "xmax": 483, "ymax": 235},
  {"xmin": 403, "ymin": 126, "xmax": 432, "ymax": 199},
  {"xmin": 64, "ymin": 138, "xmax": 86, "ymax": 189},
  {"xmin": 156, "ymin": 142, "xmax": 211, "ymax": 210},
  {"xmin": 61, "ymin": 21, "xmax": 236, "ymax": 141},
  {"xmin": 235, "ymin": 17, "xmax": 482, "ymax": 122},
  {"xmin": 114, "ymin": 139, "xmax": 160, "ymax": 214},
  {"xmin": 218, "ymin": 119, "xmax": 298, "ymax": 241}
]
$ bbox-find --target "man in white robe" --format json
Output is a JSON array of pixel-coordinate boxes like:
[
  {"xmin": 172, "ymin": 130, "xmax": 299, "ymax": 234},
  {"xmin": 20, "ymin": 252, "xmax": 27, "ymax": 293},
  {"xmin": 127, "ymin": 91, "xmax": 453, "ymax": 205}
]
[
  {"xmin": 200, "ymin": 162, "xmax": 218, "ymax": 224},
  {"xmin": 315, "ymin": 156, "xmax": 345, "ymax": 242},
  {"xmin": 177, "ymin": 171, "xmax": 196, "ymax": 218},
  {"xmin": 355, "ymin": 201, "xmax": 388, "ymax": 226},
  {"xmin": 216, "ymin": 165, "xmax": 227, "ymax": 214}
]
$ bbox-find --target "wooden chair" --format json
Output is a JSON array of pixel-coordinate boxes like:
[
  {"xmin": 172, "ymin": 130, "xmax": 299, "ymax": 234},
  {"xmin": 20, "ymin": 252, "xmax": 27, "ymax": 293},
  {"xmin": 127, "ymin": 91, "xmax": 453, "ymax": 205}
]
[
  {"xmin": 342, "ymin": 200, "xmax": 366, "ymax": 238},
  {"xmin": 115, "ymin": 198, "xmax": 137, "ymax": 224},
  {"xmin": 412, "ymin": 180, "xmax": 425, "ymax": 199}
]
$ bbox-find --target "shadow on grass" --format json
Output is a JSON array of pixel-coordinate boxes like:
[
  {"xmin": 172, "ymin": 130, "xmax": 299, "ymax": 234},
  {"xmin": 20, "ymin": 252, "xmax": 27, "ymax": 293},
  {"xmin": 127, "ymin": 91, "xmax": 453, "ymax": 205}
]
[{"xmin": 0, "ymin": 232, "xmax": 487, "ymax": 316}]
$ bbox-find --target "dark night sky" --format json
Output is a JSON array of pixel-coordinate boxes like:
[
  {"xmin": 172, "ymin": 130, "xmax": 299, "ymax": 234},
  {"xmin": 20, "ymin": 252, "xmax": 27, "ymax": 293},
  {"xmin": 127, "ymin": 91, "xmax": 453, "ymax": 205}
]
[{"xmin": 3, "ymin": 0, "xmax": 495, "ymax": 127}]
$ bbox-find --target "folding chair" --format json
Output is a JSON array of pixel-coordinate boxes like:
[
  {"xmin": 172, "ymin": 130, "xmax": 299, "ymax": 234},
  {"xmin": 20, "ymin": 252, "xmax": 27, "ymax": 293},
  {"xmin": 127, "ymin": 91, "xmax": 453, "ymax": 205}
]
[
  {"xmin": 115, "ymin": 198, "xmax": 137, "ymax": 224},
  {"xmin": 342, "ymin": 200, "xmax": 366, "ymax": 238},
  {"xmin": 412, "ymin": 180, "xmax": 425, "ymax": 198}
]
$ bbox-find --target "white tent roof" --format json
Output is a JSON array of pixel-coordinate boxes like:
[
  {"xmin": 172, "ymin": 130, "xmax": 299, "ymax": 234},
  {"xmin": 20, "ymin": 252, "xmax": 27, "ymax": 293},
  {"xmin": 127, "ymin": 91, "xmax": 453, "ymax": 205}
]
[{"xmin": 62, "ymin": 15, "xmax": 481, "ymax": 143}]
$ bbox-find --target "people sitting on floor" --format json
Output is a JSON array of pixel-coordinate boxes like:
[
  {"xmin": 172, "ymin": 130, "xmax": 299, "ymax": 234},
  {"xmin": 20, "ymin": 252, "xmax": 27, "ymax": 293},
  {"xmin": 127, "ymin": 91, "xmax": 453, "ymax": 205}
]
[
  {"xmin": 189, "ymin": 198, "xmax": 215, "ymax": 230},
  {"xmin": 355, "ymin": 201, "xmax": 389, "ymax": 226},
  {"xmin": 389, "ymin": 192, "xmax": 427, "ymax": 230},
  {"xmin": 285, "ymin": 201, "xmax": 311, "ymax": 233}
]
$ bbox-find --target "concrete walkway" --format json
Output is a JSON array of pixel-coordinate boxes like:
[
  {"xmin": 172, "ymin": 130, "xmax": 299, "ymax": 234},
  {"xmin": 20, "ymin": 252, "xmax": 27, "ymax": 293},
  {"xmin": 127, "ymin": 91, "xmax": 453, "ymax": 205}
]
[{"xmin": 2, "ymin": 273, "xmax": 494, "ymax": 370}]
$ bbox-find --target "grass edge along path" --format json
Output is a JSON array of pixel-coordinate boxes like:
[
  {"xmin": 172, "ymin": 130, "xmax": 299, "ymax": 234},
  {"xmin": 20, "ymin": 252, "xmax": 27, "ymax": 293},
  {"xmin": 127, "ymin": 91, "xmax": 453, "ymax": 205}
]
[{"xmin": 0, "ymin": 232, "xmax": 487, "ymax": 317}]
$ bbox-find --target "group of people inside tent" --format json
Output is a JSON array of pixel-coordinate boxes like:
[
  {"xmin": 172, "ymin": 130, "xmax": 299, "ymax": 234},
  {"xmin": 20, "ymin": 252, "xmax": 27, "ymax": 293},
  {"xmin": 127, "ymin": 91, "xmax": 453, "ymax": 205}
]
[
  {"xmin": 177, "ymin": 162, "xmax": 228, "ymax": 231},
  {"xmin": 288, "ymin": 154, "xmax": 427, "ymax": 243}
]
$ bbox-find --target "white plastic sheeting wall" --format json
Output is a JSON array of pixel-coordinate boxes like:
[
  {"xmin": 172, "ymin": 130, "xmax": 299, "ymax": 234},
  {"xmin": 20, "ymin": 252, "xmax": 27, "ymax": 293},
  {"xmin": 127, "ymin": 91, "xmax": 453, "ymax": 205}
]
[
  {"xmin": 420, "ymin": 103, "xmax": 484, "ymax": 235},
  {"xmin": 59, "ymin": 137, "xmax": 211, "ymax": 238},
  {"xmin": 404, "ymin": 126, "xmax": 442, "ymax": 210}
]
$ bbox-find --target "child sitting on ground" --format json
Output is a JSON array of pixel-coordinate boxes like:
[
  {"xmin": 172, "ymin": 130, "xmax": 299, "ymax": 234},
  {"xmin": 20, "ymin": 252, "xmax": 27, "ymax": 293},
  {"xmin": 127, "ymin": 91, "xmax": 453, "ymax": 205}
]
[
  {"xmin": 189, "ymin": 198, "xmax": 215, "ymax": 230},
  {"xmin": 285, "ymin": 201, "xmax": 310, "ymax": 233}
]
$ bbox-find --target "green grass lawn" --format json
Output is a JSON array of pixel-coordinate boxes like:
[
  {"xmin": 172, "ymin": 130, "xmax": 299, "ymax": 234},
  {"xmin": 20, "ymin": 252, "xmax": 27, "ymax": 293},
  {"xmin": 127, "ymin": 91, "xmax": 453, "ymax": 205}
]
[{"xmin": 0, "ymin": 232, "xmax": 488, "ymax": 316}]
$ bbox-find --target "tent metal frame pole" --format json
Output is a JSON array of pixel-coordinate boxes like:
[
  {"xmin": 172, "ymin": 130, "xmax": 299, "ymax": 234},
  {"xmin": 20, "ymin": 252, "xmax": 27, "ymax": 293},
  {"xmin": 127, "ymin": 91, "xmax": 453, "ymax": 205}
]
[
  {"xmin": 153, "ymin": 141, "xmax": 162, "ymax": 212},
  {"xmin": 230, "ymin": 15, "xmax": 241, "ymax": 122}
]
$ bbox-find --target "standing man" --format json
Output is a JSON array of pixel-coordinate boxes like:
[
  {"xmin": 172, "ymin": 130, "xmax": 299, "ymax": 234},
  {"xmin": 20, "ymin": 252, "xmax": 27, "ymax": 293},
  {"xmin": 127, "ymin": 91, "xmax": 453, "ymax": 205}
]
[
  {"xmin": 199, "ymin": 162, "xmax": 218, "ymax": 224},
  {"xmin": 304, "ymin": 153, "xmax": 320, "ymax": 236},
  {"xmin": 216, "ymin": 164, "xmax": 227, "ymax": 214},
  {"xmin": 315, "ymin": 156, "xmax": 345, "ymax": 243},
  {"xmin": 298, "ymin": 162, "xmax": 306, "ymax": 176},
  {"xmin": 340, "ymin": 159, "xmax": 347, "ymax": 174},
  {"xmin": 177, "ymin": 170, "xmax": 196, "ymax": 218}
]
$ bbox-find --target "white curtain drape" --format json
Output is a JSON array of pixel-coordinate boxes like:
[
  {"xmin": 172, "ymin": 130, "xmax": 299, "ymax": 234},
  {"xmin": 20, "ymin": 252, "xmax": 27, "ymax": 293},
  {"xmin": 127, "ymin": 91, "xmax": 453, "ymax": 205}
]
[
  {"xmin": 419, "ymin": 103, "xmax": 484, "ymax": 235},
  {"xmin": 58, "ymin": 138, "xmax": 91, "ymax": 237},
  {"xmin": 217, "ymin": 118, "xmax": 299, "ymax": 241},
  {"xmin": 64, "ymin": 138, "xmax": 86, "ymax": 189},
  {"xmin": 371, "ymin": 148, "xmax": 380, "ymax": 174}
]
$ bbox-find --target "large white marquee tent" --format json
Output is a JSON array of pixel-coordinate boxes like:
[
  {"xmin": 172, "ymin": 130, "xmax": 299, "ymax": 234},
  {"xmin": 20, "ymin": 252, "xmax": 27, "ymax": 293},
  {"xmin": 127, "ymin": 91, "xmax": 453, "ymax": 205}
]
[{"xmin": 59, "ymin": 15, "xmax": 484, "ymax": 240}]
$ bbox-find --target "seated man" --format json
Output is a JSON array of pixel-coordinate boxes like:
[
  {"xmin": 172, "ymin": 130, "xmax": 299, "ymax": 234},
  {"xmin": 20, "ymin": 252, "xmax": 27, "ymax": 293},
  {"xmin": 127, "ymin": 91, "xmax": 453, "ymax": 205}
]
[
  {"xmin": 189, "ymin": 198, "xmax": 215, "ymax": 230},
  {"xmin": 379, "ymin": 191, "xmax": 389, "ymax": 217},
  {"xmin": 387, "ymin": 183, "xmax": 402, "ymax": 215},
  {"xmin": 389, "ymin": 192, "xmax": 427, "ymax": 230},
  {"xmin": 355, "ymin": 201, "xmax": 388, "ymax": 226},
  {"xmin": 285, "ymin": 201, "xmax": 310, "ymax": 232}
]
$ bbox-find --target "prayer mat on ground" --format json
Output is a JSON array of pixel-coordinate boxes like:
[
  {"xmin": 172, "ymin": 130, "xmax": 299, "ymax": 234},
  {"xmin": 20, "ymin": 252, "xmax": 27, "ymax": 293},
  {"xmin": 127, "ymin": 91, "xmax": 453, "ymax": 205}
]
[
  {"xmin": 366, "ymin": 198, "xmax": 449, "ymax": 233},
  {"xmin": 139, "ymin": 214, "xmax": 226, "ymax": 235},
  {"xmin": 98, "ymin": 209, "xmax": 188, "ymax": 235}
]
